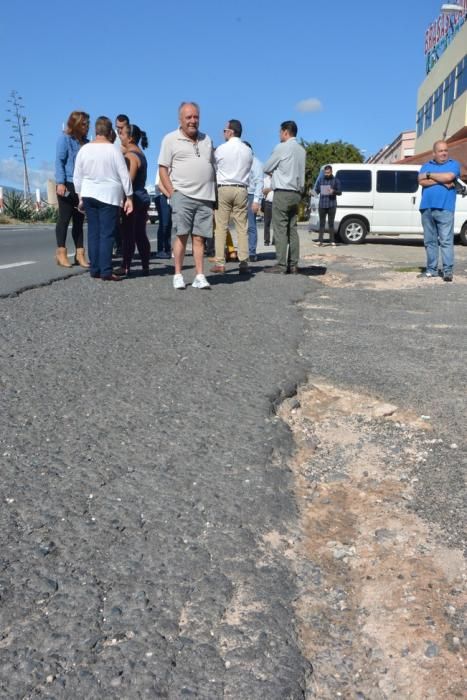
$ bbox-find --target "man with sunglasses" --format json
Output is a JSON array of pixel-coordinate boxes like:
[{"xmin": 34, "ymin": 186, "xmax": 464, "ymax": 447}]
[
  {"xmin": 158, "ymin": 102, "xmax": 216, "ymax": 290},
  {"xmin": 211, "ymin": 119, "xmax": 253, "ymax": 275}
]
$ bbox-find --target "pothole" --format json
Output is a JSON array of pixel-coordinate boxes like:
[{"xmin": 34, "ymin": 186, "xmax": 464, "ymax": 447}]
[{"xmin": 277, "ymin": 382, "xmax": 466, "ymax": 699}]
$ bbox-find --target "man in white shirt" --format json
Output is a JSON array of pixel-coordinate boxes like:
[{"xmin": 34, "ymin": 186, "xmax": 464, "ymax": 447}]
[
  {"xmin": 158, "ymin": 102, "xmax": 216, "ymax": 290},
  {"xmin": 211, "ymin": 119, "xmax": 253, "ymax": 274},
  {"xmin": 114, "ymin": 114, "xmax": 129, "ymax": 147},
  {"xmin": 112, "ymin": 114, "xmax": 130, "ymax": 256}
]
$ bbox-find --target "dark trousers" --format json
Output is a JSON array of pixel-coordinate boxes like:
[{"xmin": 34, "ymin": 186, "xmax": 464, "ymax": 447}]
[
  {"xmin": 263, "ymin": 200, "xmax": 273, "ymax": 244},
  {"xmin": 122, "ymin": 202, "xmax": 151, "ymax": 270},
  {"xmin": 113, "ymin": 209, "xmax": 123, "ymax": 252},
  {"xmin": 155, "ymin": 194, "xmax": 172, "ymax": 253},
  {"xmin": 55, "ymin": 181, "xmax": 84, "ymax": 248},
  {"xmin": 319, "ymin": 207, "xmax": 336, "ymax": 243},
  {"xmin": 82, "ymin": 198, "xmax": 119, "ymax": 278}
]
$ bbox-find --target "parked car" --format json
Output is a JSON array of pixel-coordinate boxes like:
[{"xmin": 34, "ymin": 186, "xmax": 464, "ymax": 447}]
[
  {"xmin": 148, "ymin": 194, "xmax": 159, "ymax": 225},
  {"xmin": 308, "ymin": 163, "xmax": 467, "ymax": 244}
]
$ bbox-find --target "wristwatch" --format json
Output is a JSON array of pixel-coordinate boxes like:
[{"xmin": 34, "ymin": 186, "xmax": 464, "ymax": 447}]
[{"xmin": 426, "ymin": 172, "xmax": 431, "ymax": 179}]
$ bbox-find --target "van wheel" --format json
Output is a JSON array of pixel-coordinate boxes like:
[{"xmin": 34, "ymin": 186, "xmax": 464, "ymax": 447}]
[
  {"xmin": 460, "ymin": 223, "xmax": 467, "ymax": 246},
  {"xmin": 339, "ymin": 218, "xmax": 368, "ymax": 244}
]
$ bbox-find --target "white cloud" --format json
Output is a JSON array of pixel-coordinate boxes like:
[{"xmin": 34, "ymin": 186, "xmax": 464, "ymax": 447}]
[
  {"xmin": 296, "ymin": 98, "xmax": 323, "ymax": 113},
  {"xmin": 0, "ymin": 158, "xmax": 54, "ymax": 190}
]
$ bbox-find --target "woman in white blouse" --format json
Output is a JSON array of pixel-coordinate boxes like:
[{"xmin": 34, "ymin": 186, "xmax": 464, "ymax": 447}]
[{"xmin": 73, "ymin": 116, "xmax": 133, "ymax": 281}]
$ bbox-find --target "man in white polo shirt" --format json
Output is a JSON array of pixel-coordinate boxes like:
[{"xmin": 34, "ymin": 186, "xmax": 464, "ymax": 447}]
[
  {"xmin": 211, "ymin": 119, "xmax": 253, "ymax": 275},
  {"xmin": 158, "ymin": 102, "xmax": 216, "ymax": 290}
]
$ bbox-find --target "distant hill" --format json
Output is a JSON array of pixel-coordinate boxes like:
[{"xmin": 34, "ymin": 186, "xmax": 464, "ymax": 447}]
[
  {"xmin": 0, "ymin": 185, "xmax": 46, "ymax": 199},
  {"xmin": 0, "ymin": 185, "xmax": 22, "ymax": 194}
]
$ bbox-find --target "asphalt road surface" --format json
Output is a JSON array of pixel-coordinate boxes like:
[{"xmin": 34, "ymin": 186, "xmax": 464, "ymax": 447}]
[
  {"xmin": 0, "ymin": 227, "xmax": 466, "ymax": 698},
  {"xmin": 0, "ymin": 224, "xmax": 158, "ymax": 297}
]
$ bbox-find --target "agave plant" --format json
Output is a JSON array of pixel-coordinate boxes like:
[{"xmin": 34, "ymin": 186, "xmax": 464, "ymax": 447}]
[
  {"xmin": 31, "ymin": 205, "xmax": 58, "ymax": 223},
  {"xmin": 3, "ymin": 190, "xmax": 33, "ymax": 221}
]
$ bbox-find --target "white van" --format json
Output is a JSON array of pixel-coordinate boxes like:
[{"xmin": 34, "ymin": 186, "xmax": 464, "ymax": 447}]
[{"xmin": 308, "ymin": 163, "xmax": 467, "ymax": 245}]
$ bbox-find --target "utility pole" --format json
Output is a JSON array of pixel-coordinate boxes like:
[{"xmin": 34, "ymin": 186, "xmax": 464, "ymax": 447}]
[{"xmin": 5, "ymin": 90, "xmax": 32, "ymax": 199}]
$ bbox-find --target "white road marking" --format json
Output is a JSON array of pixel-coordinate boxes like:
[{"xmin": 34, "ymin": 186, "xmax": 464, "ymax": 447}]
[{"xmin": 0, "ymin": 261, "xmax": 36, "ymax": 270}]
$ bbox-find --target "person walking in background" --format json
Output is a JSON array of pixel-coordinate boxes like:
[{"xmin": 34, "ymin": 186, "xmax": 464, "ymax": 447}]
[
  {"xmin": 314, "ymin": 165, "xmax": 341, "ymax": 246},
  {"xmin": 158, "ymin": 102, "xmax": 216, "ymax": 290},
  {"xmin": 262, "ymin": 173, "xmax": 274, "ymax": 246},
  {"xmin": 154, "ymin": 172, "xmax": 172, "ymax": 259},
  {"xmin": 116, "ymin": 124, "xmax": 151, "ymax": 276},
  {"xmin": 211, "ymin": 119, "xmax": 252, "ymax": 275},
  {"xmin": 74, "ymin": 116, "xmax": 133, "ymax": 281},
  {"xmin": 244, "ymin": 142, "xmax": 263, "ymax": 262},
  {"xmin": 263, "ymin": 120, "xmax": 305, "ymax": 274},
  {"xmin": 418, "ymin": 140, "xmax": 460, "ymax": 282},
  {"xmin": 54, "ymin": 111, "xmax": 90, "ymax": 268}
]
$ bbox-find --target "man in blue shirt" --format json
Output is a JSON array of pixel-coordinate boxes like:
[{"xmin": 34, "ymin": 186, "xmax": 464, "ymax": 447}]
[{"xmin": 418, "ymin": 140, "xmax": 460, "ymax": 282}]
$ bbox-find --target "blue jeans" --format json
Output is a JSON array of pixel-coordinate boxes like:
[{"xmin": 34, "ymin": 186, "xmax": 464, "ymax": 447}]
[
  {"xmin": 247, "ymin": 193, "xmax": 257, "ymax": 256},
  {"xmin": 155, "ymin": 194, "xmax": 172, "ymax": 253},
  {"xmin": 83, "ymin": 198, "xmax": 119, "ymax": 277},
  {"xmin": 421, "ymin": 208, "xmax": 454, "ymax": 276}
]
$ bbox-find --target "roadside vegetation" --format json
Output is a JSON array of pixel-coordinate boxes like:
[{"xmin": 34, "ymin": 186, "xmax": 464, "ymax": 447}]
[
  {"xmin": 0, "ymin": 190, "xmax": 57, "ymax": 224},
  {"xmin": 299, "ymin": 139, "xmax": 363, "ymax": 219}
]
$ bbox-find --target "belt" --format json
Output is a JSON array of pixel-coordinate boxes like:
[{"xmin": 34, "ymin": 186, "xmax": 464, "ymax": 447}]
[
  {"xmin": 274, "ymin": 188, "xmax": 299, "ymax": 193},
  {"xmin": 218, "ymin": 184, "xmax": 247, "ymax": 188}
]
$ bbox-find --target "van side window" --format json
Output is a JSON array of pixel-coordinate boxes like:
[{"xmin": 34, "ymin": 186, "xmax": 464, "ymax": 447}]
[
  {"xmin": 377, "ymin": 171, "xmax": 419, "ymax": 193},
  {"xmin": 336, "ymin": 170, "xmax": 372, "ymax": 192}
]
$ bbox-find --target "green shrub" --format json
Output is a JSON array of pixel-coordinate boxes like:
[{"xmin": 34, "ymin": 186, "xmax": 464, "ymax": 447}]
[
  {"xmin": 31, "ymin": 205, "xmax": 58, "ymax": 223},
  {"xmin": 3, "ymin": 190, "xmax": 33, "ymax": 221}
]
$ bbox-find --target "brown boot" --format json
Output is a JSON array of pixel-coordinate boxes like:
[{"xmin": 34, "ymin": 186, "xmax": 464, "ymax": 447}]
[
  {"xmin": 56, "ymin": 247, "xmax": 72, "ymax": 268},
  {"xmin": 74, "ymin": 248, "xmax": 90, "ymax": 268}
]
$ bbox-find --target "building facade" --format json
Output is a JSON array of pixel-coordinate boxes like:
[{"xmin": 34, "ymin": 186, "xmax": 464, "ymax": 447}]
[
  {"xmin": 415, "ymin": 2, "xmax": 467, "ymax": 154},
  {"xmin": 367, "ymin": 131, "xmax": 415, "ymax": 164}
]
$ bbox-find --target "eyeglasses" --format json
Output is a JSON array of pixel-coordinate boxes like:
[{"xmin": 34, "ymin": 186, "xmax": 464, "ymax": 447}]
[
  {"xmin": 223, "ymin": 128, "xmax": 232, "ymax": 133},
  {"xmin": 193, "ymin": 142, "xmax": 200, "ymax": 157}
]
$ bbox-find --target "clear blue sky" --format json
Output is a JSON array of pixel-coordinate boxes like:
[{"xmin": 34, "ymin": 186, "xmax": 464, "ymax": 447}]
[{"xmin": 0, "ymin": 0, "xmax": 445, "ymax": 191}]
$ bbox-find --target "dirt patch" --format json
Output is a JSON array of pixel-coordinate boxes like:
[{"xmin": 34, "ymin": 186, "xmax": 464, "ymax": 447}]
[
  {"xmin": 276, "ymin": 383, "xmax": 466, "ymax": 699},
  {"xmin": 302, "ymin": 254, "xmax": 467, "ymax": 289}
]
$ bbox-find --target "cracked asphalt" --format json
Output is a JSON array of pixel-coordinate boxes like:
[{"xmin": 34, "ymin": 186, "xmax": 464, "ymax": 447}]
[{"xmin": 0, "ymin": 231, "xmax": 466, "ymax": 698}]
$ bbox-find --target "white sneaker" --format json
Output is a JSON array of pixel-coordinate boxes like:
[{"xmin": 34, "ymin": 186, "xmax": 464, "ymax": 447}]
[
  {"xmin": 192, "ymin": 273, "xmax": 211, "ymax": 289},
  {"xmin": 173, "ymin": 273, "xmax": 186, "ymax": 290}
]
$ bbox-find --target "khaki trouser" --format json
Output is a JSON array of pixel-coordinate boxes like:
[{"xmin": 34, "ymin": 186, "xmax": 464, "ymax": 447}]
[{"xmin": 214, "ymin": 186, "xmax": 249, "ymax": 264}]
